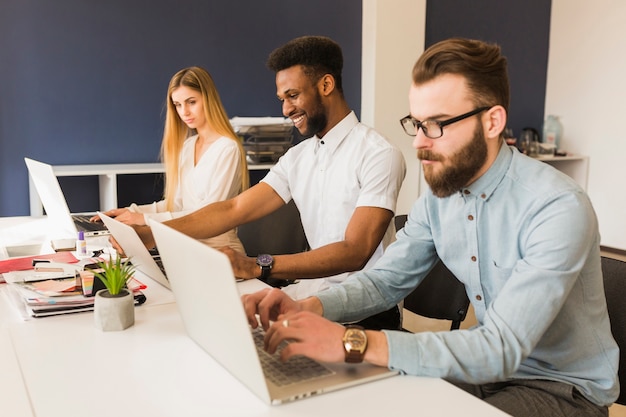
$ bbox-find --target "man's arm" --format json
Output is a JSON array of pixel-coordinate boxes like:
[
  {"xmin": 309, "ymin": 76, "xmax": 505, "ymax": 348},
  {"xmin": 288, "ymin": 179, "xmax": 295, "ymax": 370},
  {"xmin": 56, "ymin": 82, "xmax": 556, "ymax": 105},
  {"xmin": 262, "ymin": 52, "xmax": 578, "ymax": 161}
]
[
  {"xmin": 135, "ymin": 182, "xmax": 285, "ymax": 249},
  {"xmin": 226, "ymin": 205, "xmax": 394, "ymax": 280},
  {"xmin": 266, "ymin": 310, "xmax": 390, "ymax": 367},
  {"xmin": 242, "ymin": 289, "xmax": 391, "ymax": 366}
]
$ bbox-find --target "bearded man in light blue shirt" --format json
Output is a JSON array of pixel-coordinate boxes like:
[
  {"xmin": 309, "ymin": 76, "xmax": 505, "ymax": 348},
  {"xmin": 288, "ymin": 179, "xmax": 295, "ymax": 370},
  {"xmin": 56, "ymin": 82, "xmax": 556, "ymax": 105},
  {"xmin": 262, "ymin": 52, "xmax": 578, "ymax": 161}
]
[{"xmin": 243, "ymin": 38, "xmax": 619, "ymax": 417}]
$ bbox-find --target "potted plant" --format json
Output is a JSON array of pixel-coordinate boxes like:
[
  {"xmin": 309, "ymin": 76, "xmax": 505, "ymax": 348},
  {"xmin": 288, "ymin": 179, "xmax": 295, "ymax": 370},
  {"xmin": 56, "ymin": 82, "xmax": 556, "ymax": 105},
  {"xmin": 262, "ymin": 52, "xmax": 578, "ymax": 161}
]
[{"xmin": 93, "ymin": 256, "xmax": 136, "ymax": 331}]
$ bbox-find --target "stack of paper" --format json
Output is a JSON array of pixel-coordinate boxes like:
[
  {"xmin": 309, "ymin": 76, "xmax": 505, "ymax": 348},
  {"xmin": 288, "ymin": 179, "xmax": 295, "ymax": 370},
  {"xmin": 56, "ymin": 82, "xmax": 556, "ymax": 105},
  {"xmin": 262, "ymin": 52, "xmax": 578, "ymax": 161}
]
[{"xmin": 3, "ymin": 266, "xmax": 146, "ymax": 319}]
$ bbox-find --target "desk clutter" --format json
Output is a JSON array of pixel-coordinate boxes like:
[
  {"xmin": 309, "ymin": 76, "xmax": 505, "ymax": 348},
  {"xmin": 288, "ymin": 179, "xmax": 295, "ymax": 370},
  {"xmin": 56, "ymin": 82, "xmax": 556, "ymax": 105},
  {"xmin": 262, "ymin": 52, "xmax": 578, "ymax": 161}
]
[{"xmin": 2, "ymin": 257, "xmax": 146, "ymax": 319}]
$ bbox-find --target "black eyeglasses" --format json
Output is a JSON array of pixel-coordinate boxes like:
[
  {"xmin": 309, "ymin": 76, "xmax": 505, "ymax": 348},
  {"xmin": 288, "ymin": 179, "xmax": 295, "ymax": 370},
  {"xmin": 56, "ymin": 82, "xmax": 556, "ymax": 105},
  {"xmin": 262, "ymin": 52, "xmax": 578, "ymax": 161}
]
[{"xmin": 400, "ymin": 106, "xmax": 490, "ymax": 139}]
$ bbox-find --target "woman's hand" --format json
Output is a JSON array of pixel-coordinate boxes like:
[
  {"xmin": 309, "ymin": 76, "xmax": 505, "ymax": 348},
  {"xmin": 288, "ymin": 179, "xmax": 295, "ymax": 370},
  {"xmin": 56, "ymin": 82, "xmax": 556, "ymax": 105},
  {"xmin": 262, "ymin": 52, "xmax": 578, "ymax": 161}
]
[{"xmin": 91, "ymin": 208, "xmax": 146, "ymax": 225}]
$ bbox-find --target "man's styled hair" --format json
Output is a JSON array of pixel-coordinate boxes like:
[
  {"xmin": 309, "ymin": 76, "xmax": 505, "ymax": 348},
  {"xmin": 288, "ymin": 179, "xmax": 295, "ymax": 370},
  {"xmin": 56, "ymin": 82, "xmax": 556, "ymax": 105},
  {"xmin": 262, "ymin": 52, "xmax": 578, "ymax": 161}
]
[
  {"xmin": 412, "ymin": 38, "xmax": 509, "ymax": 112},
  {"xmin": 267, "ymin": 35, "xmax": 344, "ymax": 94}
]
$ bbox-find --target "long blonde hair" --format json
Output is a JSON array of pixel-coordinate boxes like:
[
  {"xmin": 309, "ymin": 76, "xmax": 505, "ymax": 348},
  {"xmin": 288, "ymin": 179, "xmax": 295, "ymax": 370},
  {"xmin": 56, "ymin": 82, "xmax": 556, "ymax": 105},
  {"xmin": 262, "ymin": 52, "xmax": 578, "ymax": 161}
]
[{"xmin": 160, "ymin": 67, "xmax": 249, "ymax": 211}]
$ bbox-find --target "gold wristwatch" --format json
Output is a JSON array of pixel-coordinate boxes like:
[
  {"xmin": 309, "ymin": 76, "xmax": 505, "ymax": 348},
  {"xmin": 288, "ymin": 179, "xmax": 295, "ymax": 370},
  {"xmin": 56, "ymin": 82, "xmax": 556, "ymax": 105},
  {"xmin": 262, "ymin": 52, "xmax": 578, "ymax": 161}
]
[{"xmin": 342, "ymin": 325, "xmax": 367, "ymax": 363}]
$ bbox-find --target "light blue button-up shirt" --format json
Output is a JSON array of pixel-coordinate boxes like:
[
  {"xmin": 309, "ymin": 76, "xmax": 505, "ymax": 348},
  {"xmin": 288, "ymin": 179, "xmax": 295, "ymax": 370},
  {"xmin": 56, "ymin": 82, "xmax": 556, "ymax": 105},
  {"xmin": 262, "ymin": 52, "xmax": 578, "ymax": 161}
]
[{"xmin": 318, "ymin": 143, "xmax": 619, "ymax": 406}]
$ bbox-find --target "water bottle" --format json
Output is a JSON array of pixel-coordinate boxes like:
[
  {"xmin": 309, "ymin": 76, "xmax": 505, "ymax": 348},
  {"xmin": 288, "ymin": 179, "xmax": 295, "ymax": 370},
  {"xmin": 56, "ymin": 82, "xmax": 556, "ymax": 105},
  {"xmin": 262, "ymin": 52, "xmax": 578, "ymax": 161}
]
[{"xmin": 543, "ymin": 115, "xmax": 563, "ymax": 150}]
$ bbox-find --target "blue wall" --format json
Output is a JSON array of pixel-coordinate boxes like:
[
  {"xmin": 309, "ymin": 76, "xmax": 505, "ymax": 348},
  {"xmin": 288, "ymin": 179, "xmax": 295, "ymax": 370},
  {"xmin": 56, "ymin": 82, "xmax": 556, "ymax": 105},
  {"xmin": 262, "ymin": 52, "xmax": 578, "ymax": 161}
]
[
  {"xmin": 0, "ymin": 0, "xmax": 553, "ymax": 217},
  {"xmin": 426, "ymin": 0, "xmax": 552, "ymax": 138},
  {"xmin": 0, "ymin": 0, "xmax": 362, "ymax": 216}
]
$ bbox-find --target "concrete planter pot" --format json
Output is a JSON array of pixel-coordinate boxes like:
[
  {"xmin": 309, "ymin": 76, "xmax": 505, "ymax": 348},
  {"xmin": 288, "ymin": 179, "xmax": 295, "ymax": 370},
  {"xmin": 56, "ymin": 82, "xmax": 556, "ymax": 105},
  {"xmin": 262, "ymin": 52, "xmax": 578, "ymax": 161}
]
[{"xmin": 94, "ymin": 289, "xmax": 135, "ymax": 331}]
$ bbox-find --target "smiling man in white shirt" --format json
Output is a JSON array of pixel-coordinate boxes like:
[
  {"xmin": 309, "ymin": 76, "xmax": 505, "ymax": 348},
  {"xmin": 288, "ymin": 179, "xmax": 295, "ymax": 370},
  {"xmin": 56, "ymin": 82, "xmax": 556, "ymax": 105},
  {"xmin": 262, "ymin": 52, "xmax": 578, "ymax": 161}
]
[{"xmin": 134, "ymin": 36, "xmax": 406, "ymax": 330}]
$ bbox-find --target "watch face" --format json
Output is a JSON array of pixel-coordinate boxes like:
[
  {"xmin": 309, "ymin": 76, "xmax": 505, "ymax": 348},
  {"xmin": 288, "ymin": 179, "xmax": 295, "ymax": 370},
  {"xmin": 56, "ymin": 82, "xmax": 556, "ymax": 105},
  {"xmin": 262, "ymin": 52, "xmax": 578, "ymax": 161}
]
[
  {"xmin": 257, "ymin": 254, "xmax": 273, "ymax": 267},
  {"xmin": 344, "ymin": 328, "xmax": 366, "ymax": 350}
]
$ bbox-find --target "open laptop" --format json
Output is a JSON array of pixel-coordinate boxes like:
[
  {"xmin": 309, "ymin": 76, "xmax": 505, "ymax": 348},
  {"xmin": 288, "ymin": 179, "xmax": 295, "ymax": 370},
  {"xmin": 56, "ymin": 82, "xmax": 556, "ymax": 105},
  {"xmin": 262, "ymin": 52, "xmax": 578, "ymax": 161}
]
[
  {"xmin": 24, "ymin": 158, "xmax": 109, "ymax": 237},
  {"xmin": 98, "ymin": 212, "xmax": 170, "ymax": 290},
  {"xmin": 149, "ymin": 220, "xmax": 398, "ymax": 405}
]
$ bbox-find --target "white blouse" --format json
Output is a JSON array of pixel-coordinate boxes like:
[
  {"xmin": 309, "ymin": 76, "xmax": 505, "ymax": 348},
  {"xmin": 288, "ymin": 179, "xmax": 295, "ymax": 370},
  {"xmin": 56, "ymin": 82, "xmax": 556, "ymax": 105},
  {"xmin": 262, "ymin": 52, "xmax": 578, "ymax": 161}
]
[{"xmin": 130, "ymin": 135, "xmax": 244, "ymax": 253}]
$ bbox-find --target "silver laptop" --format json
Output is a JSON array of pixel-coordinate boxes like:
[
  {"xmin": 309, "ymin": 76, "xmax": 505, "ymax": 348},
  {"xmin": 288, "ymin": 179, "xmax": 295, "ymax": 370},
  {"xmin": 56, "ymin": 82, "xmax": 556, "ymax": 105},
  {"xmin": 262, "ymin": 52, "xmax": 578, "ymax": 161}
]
[
  {"xmin": 149, "ymin": 220, "xmax": 397, "ymax": 405},
  {"xmin": 98, "ymin": 212, "xmax": 170, "ymax": 289},
  {"xmin": 24, "ymin": 158, "xmax": 109, "ymax": 237}
]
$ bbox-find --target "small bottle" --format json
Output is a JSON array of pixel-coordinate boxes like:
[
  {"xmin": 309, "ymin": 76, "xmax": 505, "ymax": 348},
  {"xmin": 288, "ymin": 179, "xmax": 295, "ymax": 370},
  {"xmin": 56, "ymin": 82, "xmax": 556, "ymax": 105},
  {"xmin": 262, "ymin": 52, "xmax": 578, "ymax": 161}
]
[
  {"xmin": 76, "ymin": 230, "xmax": 87, "ymax": 256},
  {"xmin": 543, "ymin": 115, "xmax": 563, "ymax": 150}
]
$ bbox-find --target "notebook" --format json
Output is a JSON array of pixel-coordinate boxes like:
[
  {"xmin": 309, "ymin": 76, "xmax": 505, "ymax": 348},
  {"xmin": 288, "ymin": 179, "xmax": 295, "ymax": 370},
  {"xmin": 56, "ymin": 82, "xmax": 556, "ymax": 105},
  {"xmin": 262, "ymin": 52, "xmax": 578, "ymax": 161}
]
[
  {"xmin": 98, "ymin": 212, "xmax": 170, "ymax": 290},
  {"xmin": 149, "ymin": 220, "xmax": 398, "ymax": 405},
  {"xmin": 24, "ymin": 158, "xmax": 109, "ymax": 237}
]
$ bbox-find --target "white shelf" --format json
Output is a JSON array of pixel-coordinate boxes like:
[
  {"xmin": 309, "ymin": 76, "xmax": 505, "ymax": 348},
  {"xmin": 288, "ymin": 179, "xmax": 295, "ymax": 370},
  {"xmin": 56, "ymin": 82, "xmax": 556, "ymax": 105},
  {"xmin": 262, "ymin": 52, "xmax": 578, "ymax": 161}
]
[
  {"xmin": 532, "ymin": 154, "xmax": 586, "ymax": 162},
  {"xmin": 29, "ymin": 162, "xmax": 274, "ymax": 216},
  {"xmin": 533, "ymin": 154, "xmax": 589, "ymax": 191}
]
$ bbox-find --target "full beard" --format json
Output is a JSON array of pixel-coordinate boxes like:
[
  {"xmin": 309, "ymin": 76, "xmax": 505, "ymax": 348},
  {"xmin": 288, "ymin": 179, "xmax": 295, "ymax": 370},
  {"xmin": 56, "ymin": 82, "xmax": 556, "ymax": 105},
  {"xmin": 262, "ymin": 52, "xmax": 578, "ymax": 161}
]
[
  {"xmin": 301, "ymin": 92, "xmax": 328, "ymax": 138},
  {"xmin": 419, "ymin": 123, "xmax": 488, "ymax": 198}
]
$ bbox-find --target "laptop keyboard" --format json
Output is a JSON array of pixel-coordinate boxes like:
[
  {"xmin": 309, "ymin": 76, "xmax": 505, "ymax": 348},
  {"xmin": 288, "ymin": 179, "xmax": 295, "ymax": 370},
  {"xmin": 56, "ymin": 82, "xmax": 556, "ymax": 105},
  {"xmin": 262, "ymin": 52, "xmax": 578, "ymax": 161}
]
[
  {"xmin": 252, "ymin": 327, "xmax": 334, "ymax": 387},
  {"xmin": 154, "ymin": 256, "xmax": 167, "ymax": 275},
  {"xmin": 73, "ymin": 215, "xmax": 106, "ymax": 232}
]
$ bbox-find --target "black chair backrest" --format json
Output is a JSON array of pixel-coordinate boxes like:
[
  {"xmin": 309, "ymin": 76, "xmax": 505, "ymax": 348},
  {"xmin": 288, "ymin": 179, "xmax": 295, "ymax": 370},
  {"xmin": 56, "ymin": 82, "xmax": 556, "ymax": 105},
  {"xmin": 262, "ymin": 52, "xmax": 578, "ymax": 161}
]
[
  {"xmin": 237, "ymin": 200, "xmax": 309, "ymax": 287},
  {"xmin": 395, "ymin": 215, "xmax": 470, "ymax": 330},
  {"xmin": 601, "ymin": 255, "xmax": 626, "ymax": 405},
  {"xmin": 237, "ymin": 200, "xmax": 308, "ymax": 257},
  {"xmin": 403, "ymin": 260, "xmax": 470, "ymax": 330}
]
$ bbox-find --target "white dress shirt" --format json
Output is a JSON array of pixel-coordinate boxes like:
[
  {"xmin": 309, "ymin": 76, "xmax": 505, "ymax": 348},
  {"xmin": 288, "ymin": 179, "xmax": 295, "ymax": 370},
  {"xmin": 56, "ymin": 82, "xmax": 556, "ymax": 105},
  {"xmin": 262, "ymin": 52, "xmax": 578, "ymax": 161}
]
[{"xmin": 262, "ymin": 111, "xmax": 406, "ymax": 299}]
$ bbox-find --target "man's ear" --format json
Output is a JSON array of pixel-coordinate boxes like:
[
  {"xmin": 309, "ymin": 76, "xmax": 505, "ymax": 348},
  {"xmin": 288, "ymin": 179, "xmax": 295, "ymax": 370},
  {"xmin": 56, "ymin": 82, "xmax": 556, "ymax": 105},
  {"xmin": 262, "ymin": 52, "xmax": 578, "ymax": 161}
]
[
  {"xmin": 318, "ymin": 74, "xmax": 335, "ymax": 96},
  {"xmin": 484, "ymin": 105, "xmax": 507, "ymax": 140}
]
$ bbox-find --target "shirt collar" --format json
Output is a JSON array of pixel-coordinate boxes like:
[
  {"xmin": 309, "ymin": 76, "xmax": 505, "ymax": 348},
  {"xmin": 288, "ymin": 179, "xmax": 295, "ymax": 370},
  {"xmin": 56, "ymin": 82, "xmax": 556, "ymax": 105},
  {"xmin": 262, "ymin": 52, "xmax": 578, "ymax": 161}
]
[
  {"xmin": 461, "ymin": 141, "xmax": 512, "ymax": 200},
  {"xmin": 313, "ymin": 111, "xmax": 358, "ymax": 154}
]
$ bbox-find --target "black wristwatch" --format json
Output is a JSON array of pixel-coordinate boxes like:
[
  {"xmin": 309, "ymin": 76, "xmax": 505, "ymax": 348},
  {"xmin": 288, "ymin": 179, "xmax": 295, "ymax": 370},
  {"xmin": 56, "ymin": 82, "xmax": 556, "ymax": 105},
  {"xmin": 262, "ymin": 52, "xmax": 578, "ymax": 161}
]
[{"xmin": 256, "ymin": 254, "xmax": 274, "ymax": 280}]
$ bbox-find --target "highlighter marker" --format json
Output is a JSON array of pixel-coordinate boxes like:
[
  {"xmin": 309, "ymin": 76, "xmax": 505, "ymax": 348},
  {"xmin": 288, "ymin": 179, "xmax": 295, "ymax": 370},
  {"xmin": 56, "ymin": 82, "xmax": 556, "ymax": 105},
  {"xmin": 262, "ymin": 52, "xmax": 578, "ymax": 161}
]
[{"xmin": 76, "ymin": 231, "xmax": 87, "ymax": 256}]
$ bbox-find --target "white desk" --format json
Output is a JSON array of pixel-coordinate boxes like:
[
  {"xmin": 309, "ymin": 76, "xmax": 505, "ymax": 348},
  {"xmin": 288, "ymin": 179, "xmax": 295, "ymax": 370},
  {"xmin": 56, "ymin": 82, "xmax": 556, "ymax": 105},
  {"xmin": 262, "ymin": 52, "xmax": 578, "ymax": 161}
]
[
  {"xmin": 28, "ymin": 162, "xmax": 274, "ymax": 216},
  {"xmin": 0, "ymin": 217, "xmax": 509, "ymax": 417}
]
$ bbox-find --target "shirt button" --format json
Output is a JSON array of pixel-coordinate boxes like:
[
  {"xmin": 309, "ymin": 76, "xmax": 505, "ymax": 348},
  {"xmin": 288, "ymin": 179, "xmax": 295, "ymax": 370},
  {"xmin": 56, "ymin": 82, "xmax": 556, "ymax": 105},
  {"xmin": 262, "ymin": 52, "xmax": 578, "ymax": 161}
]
[
  {"xmin": 471, "ymin": 256, "xmax": 477, "ymax": 262},
  {"xmin": 467, "ymin": 215, "xmax": 474, "ymax": 221},
  {"xmin": 475, "ymin": 294, "xmax": 482, "ymax": 301},
  {"xmin": 463, "ymin": 189, "xmax": 471, "ymax": 195},
  {"xmin": 481, "ymin": 193, "xmax": 486, "ymax": 199}
]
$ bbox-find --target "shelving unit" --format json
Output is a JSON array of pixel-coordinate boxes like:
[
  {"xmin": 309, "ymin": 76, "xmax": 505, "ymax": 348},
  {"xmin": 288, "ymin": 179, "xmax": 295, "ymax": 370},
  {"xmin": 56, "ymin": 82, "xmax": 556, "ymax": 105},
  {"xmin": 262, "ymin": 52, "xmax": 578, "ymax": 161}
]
[
  {"xmin": 28, "ymin": 162, "xmax": 274, "ymax": 216},
  {"xmin": 534, "ymin": 154, "xmax": 589, "ymax": 191}
]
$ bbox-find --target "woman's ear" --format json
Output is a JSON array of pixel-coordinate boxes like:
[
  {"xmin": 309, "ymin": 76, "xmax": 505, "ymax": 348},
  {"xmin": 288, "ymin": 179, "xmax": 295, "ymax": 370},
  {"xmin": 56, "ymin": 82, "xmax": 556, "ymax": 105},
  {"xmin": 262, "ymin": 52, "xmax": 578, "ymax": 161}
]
[{"xmin": 484, "ymin": 105, "xmax": 507, "ymax": 140}]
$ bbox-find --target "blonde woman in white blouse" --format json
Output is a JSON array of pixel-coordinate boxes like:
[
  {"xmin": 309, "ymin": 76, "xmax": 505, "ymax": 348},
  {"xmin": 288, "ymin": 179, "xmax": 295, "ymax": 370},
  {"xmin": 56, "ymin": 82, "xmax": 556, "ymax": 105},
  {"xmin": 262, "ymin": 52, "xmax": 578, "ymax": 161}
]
[{"xmin": 96, "ymin": 67, "xmax": 248, "ymax": 253}]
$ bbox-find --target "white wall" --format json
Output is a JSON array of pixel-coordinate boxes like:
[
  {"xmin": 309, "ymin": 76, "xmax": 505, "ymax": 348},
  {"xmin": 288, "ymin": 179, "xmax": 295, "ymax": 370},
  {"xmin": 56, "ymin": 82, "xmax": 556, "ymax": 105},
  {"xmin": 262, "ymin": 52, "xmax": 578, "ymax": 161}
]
[
  {"xmin": 546, "ymin": 1, "xmax": 626, "ymax": 250},
  {"xmin": 361, "ymin": 0, "xmax": 427, "ymax": 216}
]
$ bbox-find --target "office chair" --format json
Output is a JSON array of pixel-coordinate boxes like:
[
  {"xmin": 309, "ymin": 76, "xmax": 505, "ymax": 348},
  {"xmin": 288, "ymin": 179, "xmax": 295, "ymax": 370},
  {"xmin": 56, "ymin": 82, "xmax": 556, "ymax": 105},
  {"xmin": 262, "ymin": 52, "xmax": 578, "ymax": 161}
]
[
  {"xmin": 395, "ymin": 215, "xmax": 470, "ymax": 331},
  {"xmin": 237, "ymin": 200, "xmax": 309, "ymax": 287},
  {"xmin": 601, "ymin": 255, "xmax": 626, "ymax": 405}
]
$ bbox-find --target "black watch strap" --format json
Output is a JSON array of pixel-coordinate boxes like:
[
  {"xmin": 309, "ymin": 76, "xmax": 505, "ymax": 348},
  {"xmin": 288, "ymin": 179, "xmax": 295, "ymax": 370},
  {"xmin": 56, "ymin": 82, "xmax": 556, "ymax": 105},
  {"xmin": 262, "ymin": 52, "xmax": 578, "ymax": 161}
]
[{"xmin": 259, "ymin": 264, "xmax": 271, "ymax": 280}]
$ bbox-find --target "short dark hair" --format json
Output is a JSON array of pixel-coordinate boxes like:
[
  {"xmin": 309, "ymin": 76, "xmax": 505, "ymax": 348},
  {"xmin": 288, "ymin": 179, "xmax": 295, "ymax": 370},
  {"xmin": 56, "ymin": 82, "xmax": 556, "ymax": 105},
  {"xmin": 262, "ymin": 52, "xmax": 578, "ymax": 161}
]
[
  {"xmin": 412, "ymin": 38, "xmax": 509, "ymax": 113},
  {"xmin": 267, "ymin": 35, "xmax": 344, "ymax": 94}
]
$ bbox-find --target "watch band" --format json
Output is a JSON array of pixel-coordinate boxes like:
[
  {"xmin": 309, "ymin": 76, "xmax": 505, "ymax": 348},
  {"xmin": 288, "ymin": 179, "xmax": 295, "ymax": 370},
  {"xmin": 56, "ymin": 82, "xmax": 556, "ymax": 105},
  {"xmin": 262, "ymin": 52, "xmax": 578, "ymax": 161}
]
[
  {"xmin": 345, "ymin": 349, "xmax": 365, "ymax": 364},
  {"xmin": 259, "ymin": 264, "xmax": 271, "ymax": 280}
]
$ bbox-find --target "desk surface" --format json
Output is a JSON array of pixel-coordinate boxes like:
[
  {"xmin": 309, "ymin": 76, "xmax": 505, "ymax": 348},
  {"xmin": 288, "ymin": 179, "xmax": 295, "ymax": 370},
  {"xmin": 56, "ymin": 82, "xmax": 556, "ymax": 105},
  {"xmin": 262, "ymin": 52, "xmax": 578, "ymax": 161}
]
[{"xmin": 0, "ymin": 217, "xmax": 509, "ymax": 417}]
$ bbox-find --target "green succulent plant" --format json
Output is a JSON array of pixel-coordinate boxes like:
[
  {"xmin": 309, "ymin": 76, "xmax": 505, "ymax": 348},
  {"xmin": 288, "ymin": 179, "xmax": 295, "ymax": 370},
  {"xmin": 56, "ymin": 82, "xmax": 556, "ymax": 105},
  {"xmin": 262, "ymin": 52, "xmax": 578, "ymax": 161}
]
[{"xmin": 94, "ymin": 257, "xmax": 135, "ymax": 296}]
